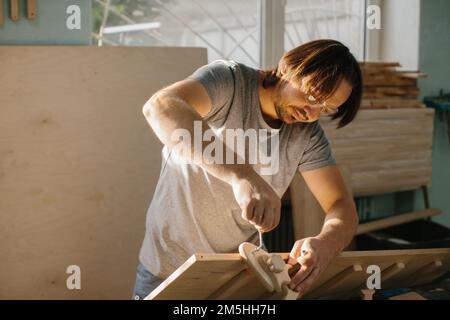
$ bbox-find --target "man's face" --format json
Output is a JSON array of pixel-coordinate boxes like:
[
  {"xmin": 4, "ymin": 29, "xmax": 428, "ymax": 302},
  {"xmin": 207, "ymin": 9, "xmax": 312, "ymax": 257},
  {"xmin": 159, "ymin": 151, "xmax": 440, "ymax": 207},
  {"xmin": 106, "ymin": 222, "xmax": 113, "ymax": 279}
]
[{"xmin": 272, "ymin": 76, "xmax": 353, "ymax": 124}]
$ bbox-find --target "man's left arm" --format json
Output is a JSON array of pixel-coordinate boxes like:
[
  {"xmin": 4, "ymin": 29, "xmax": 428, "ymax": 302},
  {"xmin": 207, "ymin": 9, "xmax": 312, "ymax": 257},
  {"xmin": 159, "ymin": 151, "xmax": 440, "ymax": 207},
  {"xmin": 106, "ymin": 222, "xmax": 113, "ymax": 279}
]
[{"xmin": 287, "ymin": 165, "xmax": 359, "ymax": 297}]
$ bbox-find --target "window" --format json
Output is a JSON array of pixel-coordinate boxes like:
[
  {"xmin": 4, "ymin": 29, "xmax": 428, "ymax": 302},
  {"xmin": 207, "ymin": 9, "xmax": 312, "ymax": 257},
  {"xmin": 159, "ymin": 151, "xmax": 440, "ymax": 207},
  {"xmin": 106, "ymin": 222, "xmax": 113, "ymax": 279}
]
[
  {"xmin": 284, "ymin": 0, "xmax": 365, "ymax": 60},
  {"xmin": 92, "ymin": 0, "xmax": 260, "ymax": 67},
  {"xmin": 92, "ymin": 0, "xmax": 366, "ymax": 66}
]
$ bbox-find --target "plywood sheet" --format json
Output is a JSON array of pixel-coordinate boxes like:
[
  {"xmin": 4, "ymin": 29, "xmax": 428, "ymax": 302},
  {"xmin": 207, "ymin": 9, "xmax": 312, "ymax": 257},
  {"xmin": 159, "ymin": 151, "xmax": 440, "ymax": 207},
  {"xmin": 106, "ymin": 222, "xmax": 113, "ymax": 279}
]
[
  {"xmin": 147, "ymin": 248, "xmax": 450, "ymax": 300},
  {"xmin": 0, "ymin": 46, "xmax": 207, "ymax": 299}
]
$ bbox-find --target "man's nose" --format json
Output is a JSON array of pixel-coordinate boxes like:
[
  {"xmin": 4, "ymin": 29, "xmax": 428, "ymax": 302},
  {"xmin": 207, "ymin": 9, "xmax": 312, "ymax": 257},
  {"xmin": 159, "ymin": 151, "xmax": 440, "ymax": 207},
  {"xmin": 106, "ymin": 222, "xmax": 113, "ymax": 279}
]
[{"xmin": 303, "ymin": 105, "xmax": 320, "ymax": 119}]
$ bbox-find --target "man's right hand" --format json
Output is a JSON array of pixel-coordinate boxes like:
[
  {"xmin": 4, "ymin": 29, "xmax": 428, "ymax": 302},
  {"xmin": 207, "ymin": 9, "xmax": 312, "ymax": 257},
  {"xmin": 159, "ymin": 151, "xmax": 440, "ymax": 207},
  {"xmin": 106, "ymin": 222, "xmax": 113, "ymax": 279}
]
[{"xmin": 230, "ymin": 168, "xmax": 281, "ymax": 233}]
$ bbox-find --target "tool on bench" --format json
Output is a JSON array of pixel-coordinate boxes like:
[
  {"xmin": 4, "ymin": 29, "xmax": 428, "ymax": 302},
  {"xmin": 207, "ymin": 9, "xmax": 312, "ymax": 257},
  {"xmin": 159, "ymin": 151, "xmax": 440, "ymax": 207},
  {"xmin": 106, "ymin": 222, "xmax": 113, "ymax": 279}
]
[
  {"xmin": 253, "ymin": 229, "xmax": 267, "ymax": 253},
  {"xmin": 239, "ymin": 242, "xmax": 298, "ymax": 300}
]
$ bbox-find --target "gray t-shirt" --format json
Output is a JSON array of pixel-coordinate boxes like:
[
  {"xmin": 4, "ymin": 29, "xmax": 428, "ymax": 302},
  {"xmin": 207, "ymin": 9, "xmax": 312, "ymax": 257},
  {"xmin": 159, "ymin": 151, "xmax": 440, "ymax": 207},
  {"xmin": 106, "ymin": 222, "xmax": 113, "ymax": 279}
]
[{"xmin": 139, "ymin": 60, "xmax": 335, "ymax": 279}]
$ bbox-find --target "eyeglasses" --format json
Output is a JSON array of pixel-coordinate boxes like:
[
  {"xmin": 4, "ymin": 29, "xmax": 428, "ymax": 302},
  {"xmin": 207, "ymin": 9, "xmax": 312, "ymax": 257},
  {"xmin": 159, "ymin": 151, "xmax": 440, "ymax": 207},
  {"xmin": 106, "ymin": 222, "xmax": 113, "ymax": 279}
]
[
  {"xmin": 319, "ymin": 106, "xmax": 339, "ymax": 116},
  {"xmin": 306, "ymin": 95, "xmax": 338, "ymax": 116}
]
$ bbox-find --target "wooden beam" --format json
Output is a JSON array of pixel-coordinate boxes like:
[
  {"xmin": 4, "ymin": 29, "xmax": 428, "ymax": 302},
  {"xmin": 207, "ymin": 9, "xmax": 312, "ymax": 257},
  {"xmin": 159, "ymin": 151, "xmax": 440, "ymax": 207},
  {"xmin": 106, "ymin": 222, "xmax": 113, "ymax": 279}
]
[{"xmin": 356, "ymin": 208, "xmax": 441, "ymax": 235}]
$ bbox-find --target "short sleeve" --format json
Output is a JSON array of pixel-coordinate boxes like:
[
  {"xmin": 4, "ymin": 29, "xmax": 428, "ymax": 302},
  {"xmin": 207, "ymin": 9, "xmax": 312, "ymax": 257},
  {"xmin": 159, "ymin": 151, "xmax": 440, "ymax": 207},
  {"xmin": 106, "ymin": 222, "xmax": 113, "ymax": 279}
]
[
  {"xmin": 187, "ymin": 60, "xmax": 235, "ymax": 121},
  {"xmin": 298, "ymin": 121, "xmax": 336, "ymax": 172}
]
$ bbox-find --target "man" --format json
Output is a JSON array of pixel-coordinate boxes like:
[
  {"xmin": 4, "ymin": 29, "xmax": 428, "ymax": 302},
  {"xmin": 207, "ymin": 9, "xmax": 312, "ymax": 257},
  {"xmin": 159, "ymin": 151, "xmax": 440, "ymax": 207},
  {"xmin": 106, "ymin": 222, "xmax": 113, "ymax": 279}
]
[{"xmin": 133, "ymin": 39, "xmax": 362, "ymax": 300}]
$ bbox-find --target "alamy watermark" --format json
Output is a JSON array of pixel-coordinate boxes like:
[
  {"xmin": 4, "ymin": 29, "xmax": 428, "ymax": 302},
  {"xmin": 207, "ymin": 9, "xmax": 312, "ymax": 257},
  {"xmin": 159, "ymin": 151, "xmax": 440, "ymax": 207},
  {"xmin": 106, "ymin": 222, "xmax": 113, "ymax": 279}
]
[
  {"xmin": 66, "ymin": 265, "xmax": 81, "ymax": 290},
  {"xmin": 66, "ymin": 4, "xmax": 381, "ymax": 31},
  {"xmin": 366, "ymin": 264, "xmax": 381, "ymax": 290},
  {"xmin": 367, "ymin": 5, "xmax": 381, "ymax": 30},
  {"xmin": 171, "ymin": 121, "xmax": 280, "ymax": 175},
  {"xmin": 66, "ymin": 5, "xmax": 81, "ymax": 30}
]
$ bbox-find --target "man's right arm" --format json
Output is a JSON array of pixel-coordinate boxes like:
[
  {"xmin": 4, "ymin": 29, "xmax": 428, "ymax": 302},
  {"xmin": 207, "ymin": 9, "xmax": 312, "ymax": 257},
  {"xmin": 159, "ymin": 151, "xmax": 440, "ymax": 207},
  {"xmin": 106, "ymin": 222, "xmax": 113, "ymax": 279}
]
[
  {"xmin": 142, "ymin": 79, "xmax": 281, "ymax": 232},
  {"xmin": 142, "ymin": 78, "xmax": 239, "ymax": 183}
]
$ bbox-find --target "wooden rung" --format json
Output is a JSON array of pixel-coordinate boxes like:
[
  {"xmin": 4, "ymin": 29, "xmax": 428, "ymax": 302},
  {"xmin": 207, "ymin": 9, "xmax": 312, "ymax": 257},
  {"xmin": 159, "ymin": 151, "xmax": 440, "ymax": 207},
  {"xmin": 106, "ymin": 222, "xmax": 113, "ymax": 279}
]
[
  {"xmin": 356, "ymin": 208, "xmax": 441, "ymax": 235},
  {"xmin": 408, "ymin": 260, "xmax": 444, "ymax": 287},
  {"xmin": 312, "ymin": 264, "xmax": 363, "ymax": 294},
  {"xmin": 381, "ymin": 262, "xmax": 406, "ymax": 283},
  {"xmin": 207, "ymin": 269, "xmax": 258, "ymax": 300},
  {"xmin": 415, "ymin": 260, "xmax": 443, "ymax": 277}
]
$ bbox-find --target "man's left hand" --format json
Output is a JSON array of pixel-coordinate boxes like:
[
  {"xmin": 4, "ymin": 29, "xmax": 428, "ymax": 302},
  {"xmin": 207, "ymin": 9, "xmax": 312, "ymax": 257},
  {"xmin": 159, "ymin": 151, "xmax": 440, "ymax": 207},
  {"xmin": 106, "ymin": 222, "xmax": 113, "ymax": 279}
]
[{"xmin": 287, "ymin": 236, "xmax": 336, "ymax": 298}]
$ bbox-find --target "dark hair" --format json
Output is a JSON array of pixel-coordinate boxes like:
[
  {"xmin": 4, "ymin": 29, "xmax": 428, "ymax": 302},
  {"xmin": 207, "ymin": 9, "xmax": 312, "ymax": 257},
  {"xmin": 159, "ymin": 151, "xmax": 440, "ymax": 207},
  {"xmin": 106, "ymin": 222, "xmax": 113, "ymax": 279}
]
[{"xmin": 262, "ymin": 39, "xmax": 362, "ymax": 128}]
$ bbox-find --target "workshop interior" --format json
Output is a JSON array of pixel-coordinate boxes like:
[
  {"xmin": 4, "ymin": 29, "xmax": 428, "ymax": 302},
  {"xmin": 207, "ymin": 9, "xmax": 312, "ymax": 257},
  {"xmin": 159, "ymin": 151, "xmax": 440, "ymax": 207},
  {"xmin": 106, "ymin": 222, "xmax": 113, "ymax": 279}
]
[{"xmin": 1, "ymin": 0, "xmax": 450, "ymax": 301}]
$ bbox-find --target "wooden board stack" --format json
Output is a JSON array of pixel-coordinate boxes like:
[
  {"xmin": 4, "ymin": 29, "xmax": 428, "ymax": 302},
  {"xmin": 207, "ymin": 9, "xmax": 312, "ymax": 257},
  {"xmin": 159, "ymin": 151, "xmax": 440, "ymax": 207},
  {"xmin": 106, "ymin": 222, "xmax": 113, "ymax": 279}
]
[
  {"xmin": 360, "ymin": 62, "xmax": 426, "ymax": 109},
  {"xmin": 320, "ymin": 108, "xmax": 434, "ymax": 196}
]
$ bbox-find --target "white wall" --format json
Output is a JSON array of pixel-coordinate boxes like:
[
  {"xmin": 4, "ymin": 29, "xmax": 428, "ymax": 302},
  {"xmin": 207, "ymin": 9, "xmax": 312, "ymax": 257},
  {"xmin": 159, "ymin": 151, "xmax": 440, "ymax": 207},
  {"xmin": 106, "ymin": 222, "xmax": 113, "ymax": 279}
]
[{"xmin": 380, "ymin": 0, "xmax": 421, "ymax": 70}]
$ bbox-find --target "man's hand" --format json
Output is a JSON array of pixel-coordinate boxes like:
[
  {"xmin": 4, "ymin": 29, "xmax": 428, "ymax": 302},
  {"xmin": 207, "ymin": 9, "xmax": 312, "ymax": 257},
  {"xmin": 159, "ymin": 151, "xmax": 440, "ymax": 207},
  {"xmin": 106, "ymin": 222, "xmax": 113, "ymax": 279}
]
[
  {"xmin": 286, "ymin": 166, "xmax": 359, "ymax": 298},
  {"xmin": 287, "ymin": 237, "xmax": 336, "ymax": 298},
  {"xmin": 231, "ymin": 169, "xmax": 281, "ymax": 233}
]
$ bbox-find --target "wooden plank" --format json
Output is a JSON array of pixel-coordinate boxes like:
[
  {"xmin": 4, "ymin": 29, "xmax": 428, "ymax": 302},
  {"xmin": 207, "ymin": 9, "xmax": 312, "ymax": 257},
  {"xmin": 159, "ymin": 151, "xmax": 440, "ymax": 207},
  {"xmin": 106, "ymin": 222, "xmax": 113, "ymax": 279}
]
[
  {"xmin": 361, "ymin": 99, "xmax": 425, "ymax": 109},
  {"xmin": 356, "ymin": 209, "xmax": 442, "ymax": 235},
  {"xmin": 0, "ymin": 46, "xmax": 207, "ymax": 299},
  {"xmin": 362, "ymin": 75, "xmax": 417, "ymax": 87},
  {"xmin": 362, "ymin": 86, "xmax": 419, "ymax": 99},
  {"xmin": 360, "ymin": 62, "xmax": 401, "ymax": 68},
  {"xmin": 147, "ymin": 254, "xmax": 249, "ymax": 300},
  {"xmin": 399, "ymin": 71, "xmax": 427, "ymax": 79},
  {"xmin": 207, "ymin": 269, "xmax": 268, "ymax": 300},
  {"xmin": 147, "ymin": 248, "xmax": 450, "ymax": 300}
]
